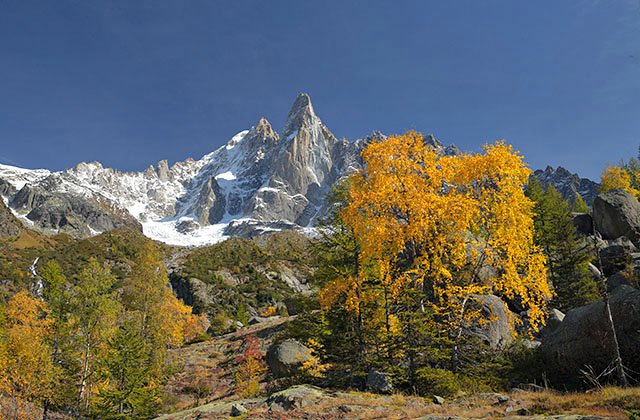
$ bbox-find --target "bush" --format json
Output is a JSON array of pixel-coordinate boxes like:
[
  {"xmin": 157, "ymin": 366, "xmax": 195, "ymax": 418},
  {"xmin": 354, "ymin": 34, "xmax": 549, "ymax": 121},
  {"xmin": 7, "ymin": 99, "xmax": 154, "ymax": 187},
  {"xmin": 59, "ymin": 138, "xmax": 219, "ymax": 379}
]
[{"xmin": 415, "ymin": 367, "xmax": 461, "ymax": 398}]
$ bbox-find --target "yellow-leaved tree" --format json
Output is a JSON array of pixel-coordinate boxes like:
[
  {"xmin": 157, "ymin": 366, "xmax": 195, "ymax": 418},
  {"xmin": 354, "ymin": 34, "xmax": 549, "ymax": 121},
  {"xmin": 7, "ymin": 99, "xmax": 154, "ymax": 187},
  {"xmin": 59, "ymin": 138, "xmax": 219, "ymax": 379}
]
[
  {"xmin": 0, "ymin": 290, "xmax": 56, "ymax": 419},
  {"xmin": 600, "ymin": 164, "xmax": 639, "ymax": 197},
  {"xmin": 321, "ymin": 131, "xmax": 550, "ymax": 381}
]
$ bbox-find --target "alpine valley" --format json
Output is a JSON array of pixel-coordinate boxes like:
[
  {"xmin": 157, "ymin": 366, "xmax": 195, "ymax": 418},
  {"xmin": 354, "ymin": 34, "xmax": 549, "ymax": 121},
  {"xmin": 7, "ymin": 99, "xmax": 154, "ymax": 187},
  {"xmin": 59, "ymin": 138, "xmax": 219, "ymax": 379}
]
[{"xmin": 0, "ymin": 93, "xmax": 597, "ymax": 247}]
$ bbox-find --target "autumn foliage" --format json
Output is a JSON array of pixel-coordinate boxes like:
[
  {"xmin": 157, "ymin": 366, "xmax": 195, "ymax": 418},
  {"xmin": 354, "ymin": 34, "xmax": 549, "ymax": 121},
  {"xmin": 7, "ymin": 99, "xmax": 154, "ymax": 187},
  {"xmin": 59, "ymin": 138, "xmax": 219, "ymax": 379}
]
[
  {"xmin": 0, "ymin": 241, "xmax": 208, "ymax": 418},
  {"xmin": 318, "ymin": 131, "xmax": 551, "ymax": 388},
  {"xmin": 234, "ymin": 334, "xmax": 266, "ymax": 398}
]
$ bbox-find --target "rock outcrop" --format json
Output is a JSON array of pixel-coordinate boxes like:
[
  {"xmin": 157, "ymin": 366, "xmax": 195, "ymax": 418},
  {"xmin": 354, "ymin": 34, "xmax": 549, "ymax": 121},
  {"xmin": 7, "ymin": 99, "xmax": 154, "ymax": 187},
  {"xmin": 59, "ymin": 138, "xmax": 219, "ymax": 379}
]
[{"xmin": 592, "ymin": 189, "xmax": 640, "ymax": 247}]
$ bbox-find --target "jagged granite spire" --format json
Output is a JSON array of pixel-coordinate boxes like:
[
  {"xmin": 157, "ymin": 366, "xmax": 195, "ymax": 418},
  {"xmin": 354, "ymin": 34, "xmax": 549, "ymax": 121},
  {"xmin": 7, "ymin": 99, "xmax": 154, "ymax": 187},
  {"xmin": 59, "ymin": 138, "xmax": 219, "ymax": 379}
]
[{"xmin": 282, "ymin": 93, "xmax": 317, "ymax": 138}]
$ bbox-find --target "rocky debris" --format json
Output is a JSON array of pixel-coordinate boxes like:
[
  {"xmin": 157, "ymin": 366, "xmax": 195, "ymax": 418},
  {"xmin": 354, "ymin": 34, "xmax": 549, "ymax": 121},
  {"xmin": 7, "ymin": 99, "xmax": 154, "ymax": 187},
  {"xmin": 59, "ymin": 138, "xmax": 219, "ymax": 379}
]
[
  {"xmin": 541, "ymin": 285, "xmax": 640, "ymax": 383},
  {"xmin": 230, "ymin": 403, "xmax": 247, "ymax": 416},
  {"xmin": 533, "ymin": 166, "xmax": 599, "ymax": 205},
  {"xmin": 592, "ymin": 189, "xmax": 640, "ymax": 247},
  {"xmin": 0, "ymin": 199, "xmax": 21, "ymax": 238},
  {"xmin": 432, "ymin": 395, "xmax": 445, "ymax": 405},
  {"xmin": 607, "ymin": 272, "xmax": 630, "ymax": 290},
  {"xmin": 366, "ymin": 369, "xmax": 394, "ymax": 393},
  {"xmin": 223, "ymin": 219, "xmax": 300, "ymax": 239},
  {"xmin": 265, "ymin": 339, "xmax": 313, "ymax": 378},
  {"xmin": 266, "ymin": 384, "xmax": 328, "ymax": 410},
  {"xmin": 467, "ymin": 294, "xmax": 515, "ymax": 349},
  {"xmin": 175, "ymin": 219, "xmax": 199, "ymax": 233},
  {"xmin": 572, "ymin": 213, "xmax": 593, "ymax": 235}
]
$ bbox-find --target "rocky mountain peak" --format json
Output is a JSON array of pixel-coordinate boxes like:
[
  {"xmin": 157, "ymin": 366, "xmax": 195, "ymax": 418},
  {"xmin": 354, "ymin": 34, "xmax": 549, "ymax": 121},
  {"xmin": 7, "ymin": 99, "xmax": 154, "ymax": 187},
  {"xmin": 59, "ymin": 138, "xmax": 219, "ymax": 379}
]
[
  {"xmin": 533, "ymin": 165, "xmax": 599, "ymax": 205},
  {"xmin": 282, "ymin": 93, "xmax": 317, "ymax": 137},
  {"xmin": 251, "ymin": 118, "xmax": 279, "ymax": 143}
]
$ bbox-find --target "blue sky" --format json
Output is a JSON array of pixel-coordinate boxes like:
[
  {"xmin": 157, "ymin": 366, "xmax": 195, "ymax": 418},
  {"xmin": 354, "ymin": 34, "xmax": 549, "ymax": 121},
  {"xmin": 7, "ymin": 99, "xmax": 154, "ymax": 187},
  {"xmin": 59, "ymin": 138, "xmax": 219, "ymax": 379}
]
[{"xmin": 1, "ymin": 1, "xmax": 639, "ymax": 179}]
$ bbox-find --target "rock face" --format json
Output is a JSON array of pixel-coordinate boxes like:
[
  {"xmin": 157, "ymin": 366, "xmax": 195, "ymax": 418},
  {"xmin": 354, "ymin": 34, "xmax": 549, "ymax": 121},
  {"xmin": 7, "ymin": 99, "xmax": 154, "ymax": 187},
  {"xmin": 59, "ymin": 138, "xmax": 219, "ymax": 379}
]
[
  {"xmin": 466, "ymin": 294, "xmax": 515, "ymax": 350},
  {"xmin": 265, "ymin": 339, "xmax": 313, "ymax": 378},
  {"xmin": 0, "ymin": 94, "xmax": 457, "ymax": 246},
  {"xmin": 533, "ymin": 166, "xmax": 599, "ymax": 205},
  {"xmin": 0, "ymin": 199, "xmax": 20, "ymax": 238},
  {"xmin": 8, "ymin": 182, "xmax": 141, "ymax": 237},
  {"xmin": 592, "ymin": 189, "xmax": 640, "ymax": 247},
  {"xmin": 541, "ymin": 285, "xmax": 640, "ymax": 383}
]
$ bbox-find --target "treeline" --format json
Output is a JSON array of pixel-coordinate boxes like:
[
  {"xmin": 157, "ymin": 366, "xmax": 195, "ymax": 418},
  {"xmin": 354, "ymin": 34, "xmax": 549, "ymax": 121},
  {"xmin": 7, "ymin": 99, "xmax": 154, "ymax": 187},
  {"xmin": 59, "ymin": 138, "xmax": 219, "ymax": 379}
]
[{"xmin": 0, "ymin": 242, "xmax": 207, "ymax": 419}]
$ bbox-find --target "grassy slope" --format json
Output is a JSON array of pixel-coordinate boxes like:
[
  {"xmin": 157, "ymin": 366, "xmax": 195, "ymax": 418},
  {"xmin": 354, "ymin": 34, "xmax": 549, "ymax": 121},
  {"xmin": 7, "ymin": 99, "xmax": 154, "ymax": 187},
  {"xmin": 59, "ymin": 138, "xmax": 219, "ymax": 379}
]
[{"xmin": 159, "ymin": 317, "xmax": 639, "ymax": 419}]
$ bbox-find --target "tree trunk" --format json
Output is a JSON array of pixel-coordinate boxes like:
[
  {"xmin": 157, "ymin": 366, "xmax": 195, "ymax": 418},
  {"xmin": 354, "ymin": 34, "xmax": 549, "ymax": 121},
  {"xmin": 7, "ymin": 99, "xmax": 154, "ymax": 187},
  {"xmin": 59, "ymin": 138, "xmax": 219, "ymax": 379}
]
[
  {"xmin": 79, "ymin": 337, "xmax": 92, "ymax": 408},
  {"xmin": 591, "ymin": 226, "xmax": 628, "ymax": 387},
  {"xmin": 451, "ymin": 295, "xmax": 469, "ymax": 373}
]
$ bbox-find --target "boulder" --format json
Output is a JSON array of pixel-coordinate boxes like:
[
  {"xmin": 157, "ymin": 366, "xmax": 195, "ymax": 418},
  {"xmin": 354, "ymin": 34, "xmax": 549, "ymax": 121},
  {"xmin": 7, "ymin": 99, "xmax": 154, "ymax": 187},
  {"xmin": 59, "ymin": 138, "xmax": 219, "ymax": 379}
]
[
  {"xmin": 541, "ymin": 285, "xmax": 640, "ymax": 384},
  {"xmin": 592, "ymin": 189, "xmax": 640, "ymax": 247},
  {"xmin": 366, "ymin": 369, "xmax": 393, "ymax": 393},
  {"xmin": 266, "ymin": 384, "xmax": 327, "ymax": 410},
  {"xmin": 265, "ymin": 339, "xmax": 313, "ymax": 378},
  {"xmin": 599, "ymin": 238, "xmax": 636, "ymax": 276},
  {"xmin": 466, "ymin": 295, "xmax": 515, "ymax": 350},
  {"xmin": 572, "ymin": 213, "xmax": 593, "ymax": 236}
]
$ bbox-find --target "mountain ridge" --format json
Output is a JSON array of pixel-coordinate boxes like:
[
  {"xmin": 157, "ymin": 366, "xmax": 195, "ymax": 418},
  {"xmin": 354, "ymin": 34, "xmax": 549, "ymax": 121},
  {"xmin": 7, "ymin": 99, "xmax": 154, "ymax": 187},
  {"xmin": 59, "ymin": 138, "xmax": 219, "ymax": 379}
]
[{"xmin": 0, "ymin": 93, "xmax": 596, "ymax": 246}]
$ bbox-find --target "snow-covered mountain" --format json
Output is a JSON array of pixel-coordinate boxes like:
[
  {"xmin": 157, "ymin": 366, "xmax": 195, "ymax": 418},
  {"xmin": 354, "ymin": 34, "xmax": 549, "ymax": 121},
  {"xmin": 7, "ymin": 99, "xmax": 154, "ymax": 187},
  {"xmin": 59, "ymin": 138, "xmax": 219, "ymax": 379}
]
[
  {"xmin": 0, "ymin": 94, "xmax": 600, "ymax": 246},
  {"xmin": 0, "ymin": 93, "xmax": 370, "ymax": 246}
]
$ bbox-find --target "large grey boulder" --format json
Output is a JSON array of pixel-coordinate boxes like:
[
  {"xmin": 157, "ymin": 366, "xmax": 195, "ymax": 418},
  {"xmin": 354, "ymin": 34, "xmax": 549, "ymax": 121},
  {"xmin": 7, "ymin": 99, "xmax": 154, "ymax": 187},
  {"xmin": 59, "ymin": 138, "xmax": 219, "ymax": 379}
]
[
  {"xmin": 466, "ymin": 294, "xmax": 515, "ymax": 350},
  {"xmin": 541, "ymin": 285, "xmax": 640, "ymax": 383},
  {"xmin": 366, "ymin": 369, "xmax": 393, "ymax": 393},
  {"xmin": 265, "ymin": 339, "xmax": 313, "ymax": 378},
  {"xmin": 592, "ymin": 189, "xmax": 640, "ymax": 247}
]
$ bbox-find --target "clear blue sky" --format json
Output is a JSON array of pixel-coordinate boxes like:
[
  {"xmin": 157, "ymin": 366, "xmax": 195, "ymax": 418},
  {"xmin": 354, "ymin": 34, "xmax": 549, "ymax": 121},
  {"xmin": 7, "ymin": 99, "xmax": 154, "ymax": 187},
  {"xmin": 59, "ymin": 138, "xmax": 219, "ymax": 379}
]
[{"xmin": 1, "ymin": 1, "xmax": 639, "ymax": 179}]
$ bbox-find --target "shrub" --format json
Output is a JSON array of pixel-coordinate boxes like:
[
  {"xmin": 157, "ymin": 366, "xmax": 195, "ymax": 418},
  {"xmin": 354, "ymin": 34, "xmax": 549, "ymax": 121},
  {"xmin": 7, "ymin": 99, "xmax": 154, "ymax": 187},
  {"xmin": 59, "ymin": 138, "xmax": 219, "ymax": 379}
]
[{"xmin": 415, "ymin": 367, "xmax": 461, "ymax": 398}]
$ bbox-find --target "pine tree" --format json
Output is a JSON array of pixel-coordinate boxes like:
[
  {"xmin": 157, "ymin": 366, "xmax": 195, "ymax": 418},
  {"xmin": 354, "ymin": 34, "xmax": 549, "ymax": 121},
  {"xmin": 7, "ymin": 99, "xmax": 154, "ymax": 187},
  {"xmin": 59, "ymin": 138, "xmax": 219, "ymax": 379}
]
[
  {"xmin": 530, "ymin": 186, "xmax": 599, "ymax": 310},
  {"xmin": 572, "ymin": 194, "xmax": 590, "ymax": 213},
  {"xmin": 96, "ymin": 322, "xmax": 160, "ymax": 419}
]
